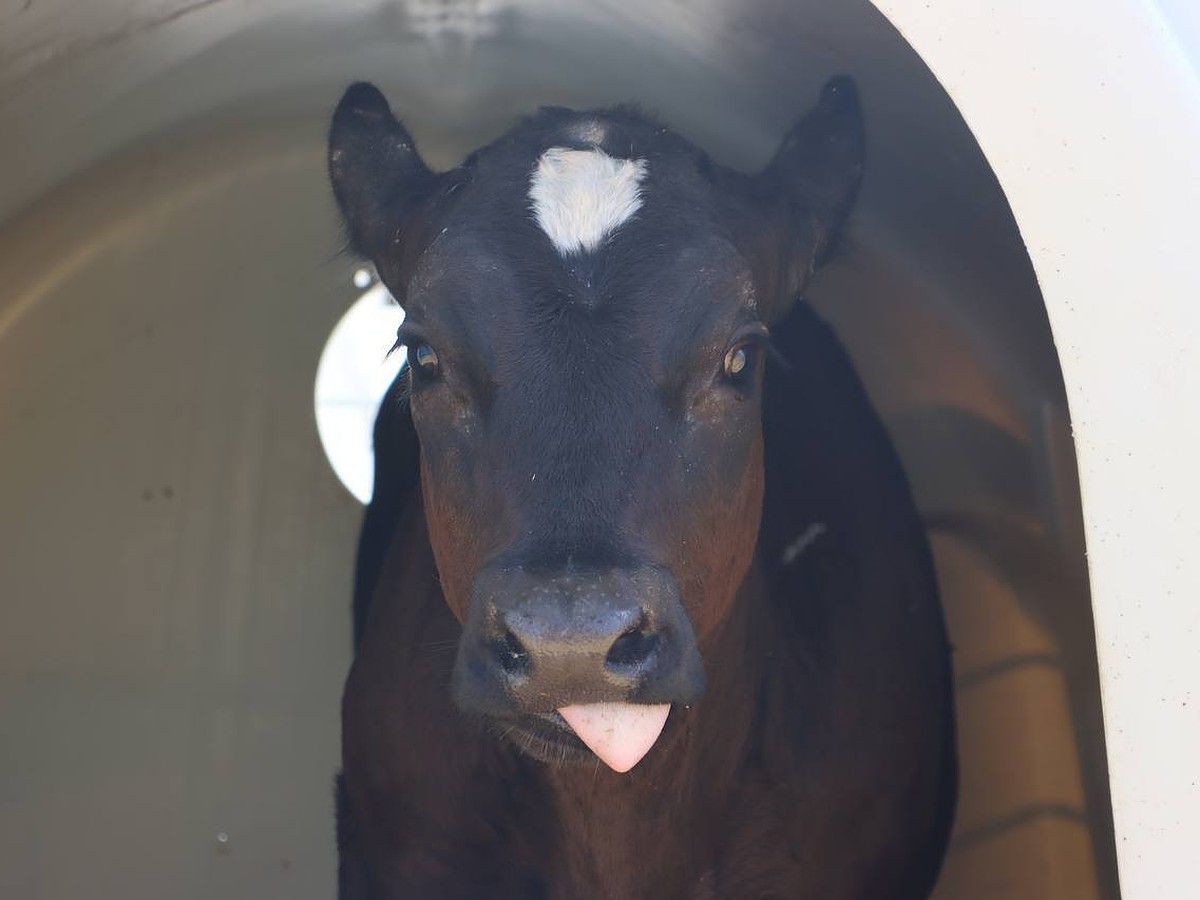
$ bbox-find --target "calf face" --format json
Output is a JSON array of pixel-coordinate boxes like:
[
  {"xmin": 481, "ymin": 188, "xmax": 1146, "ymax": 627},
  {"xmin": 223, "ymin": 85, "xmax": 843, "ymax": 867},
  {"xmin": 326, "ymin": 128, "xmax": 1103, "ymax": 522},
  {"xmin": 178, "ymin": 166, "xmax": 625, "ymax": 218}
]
[{"xmin": 329, "ymin": 79, "xmax": 863, "ymax": 771}]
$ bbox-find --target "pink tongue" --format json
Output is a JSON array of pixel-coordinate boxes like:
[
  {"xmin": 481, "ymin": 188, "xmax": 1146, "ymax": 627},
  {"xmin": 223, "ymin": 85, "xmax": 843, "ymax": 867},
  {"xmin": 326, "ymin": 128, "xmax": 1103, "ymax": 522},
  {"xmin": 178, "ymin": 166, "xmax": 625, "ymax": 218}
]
[{"xmin": 557, "ymin": 702, "xmax": 671, "ymax": 772}]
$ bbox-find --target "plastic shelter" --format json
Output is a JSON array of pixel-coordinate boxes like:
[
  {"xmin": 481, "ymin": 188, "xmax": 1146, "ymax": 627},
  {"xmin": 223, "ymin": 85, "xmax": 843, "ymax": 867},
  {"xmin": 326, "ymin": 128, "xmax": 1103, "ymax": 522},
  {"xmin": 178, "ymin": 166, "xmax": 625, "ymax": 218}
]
[{"xmin": 2, "ymin": 2, "xmax": 1197, "ymax": 897}]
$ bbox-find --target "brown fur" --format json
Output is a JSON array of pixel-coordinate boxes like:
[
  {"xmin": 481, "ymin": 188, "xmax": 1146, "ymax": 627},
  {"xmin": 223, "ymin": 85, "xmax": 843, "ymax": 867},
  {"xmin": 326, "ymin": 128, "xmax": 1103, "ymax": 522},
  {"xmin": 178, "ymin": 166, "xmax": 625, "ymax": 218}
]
[{"xmin": 330, "ymin": 78, "xmax": 956, "ymax": 899}]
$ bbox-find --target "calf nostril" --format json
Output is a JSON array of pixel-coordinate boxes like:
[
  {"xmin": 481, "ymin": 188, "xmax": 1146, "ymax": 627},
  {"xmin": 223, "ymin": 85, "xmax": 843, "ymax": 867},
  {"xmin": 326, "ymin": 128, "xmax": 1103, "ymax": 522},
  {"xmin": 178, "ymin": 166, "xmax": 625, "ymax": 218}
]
[
  {"xmin": 496, "ymin": 628, "xmax": 531, "ymax": 675},
  {"xmin": 605, "ymin": 624, "xmax": 661, "ymax": 669}
]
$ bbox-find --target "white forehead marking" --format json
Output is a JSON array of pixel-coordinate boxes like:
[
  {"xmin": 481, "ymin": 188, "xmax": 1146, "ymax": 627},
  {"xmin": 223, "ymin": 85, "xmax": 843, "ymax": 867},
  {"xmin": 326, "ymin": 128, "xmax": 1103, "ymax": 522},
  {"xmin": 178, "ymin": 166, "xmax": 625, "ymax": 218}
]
[{"xmin": 528, "ymin": 147, "xmax": 648, "ymax": 256}]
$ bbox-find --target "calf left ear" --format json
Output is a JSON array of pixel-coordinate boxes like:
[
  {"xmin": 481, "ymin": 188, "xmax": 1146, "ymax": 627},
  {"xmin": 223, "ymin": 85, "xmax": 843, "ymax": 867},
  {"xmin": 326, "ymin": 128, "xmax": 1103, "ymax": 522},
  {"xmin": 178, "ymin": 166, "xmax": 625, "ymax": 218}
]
[
  {"xmin": 328, "ymin": 83, "xmax": 437, "ymax": 261},
  {"xmin": 745, "ymin": 76, "xmax": 865, "ymax": 323}
]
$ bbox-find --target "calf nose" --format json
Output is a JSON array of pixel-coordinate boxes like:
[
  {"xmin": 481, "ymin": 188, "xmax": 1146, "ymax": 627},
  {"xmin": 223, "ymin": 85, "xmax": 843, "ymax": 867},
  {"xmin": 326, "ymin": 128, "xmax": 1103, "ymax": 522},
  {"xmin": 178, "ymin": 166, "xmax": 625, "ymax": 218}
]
[
  {"xmin": 454, "ymin": 566, "xmax": 705, "ymax": 715},
  {"xmin": 499, "ymin": 602, "xmax": 659, "ymax": 683}
]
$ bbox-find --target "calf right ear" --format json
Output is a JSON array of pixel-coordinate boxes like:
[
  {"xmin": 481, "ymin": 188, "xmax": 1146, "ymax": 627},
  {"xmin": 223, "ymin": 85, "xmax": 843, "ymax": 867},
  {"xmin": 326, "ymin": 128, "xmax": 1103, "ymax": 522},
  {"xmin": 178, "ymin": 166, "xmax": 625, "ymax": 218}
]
[{"xmin": 328, "ymin": 83, "xmax": 436, "ymax": 261}]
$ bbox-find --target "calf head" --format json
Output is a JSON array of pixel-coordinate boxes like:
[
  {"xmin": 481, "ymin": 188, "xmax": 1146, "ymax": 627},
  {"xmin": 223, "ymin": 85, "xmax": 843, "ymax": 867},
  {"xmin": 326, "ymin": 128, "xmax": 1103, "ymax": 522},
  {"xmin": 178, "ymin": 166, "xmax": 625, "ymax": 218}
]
[{"xmin": 329, "ymin": 79, "xmax": 863, "ymax": 771}]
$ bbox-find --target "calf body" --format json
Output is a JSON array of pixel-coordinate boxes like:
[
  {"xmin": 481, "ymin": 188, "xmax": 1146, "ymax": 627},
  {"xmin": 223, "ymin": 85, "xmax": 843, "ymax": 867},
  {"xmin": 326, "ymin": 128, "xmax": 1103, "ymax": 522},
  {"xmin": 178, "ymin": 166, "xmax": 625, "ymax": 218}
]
[{"xmin": 330, "ymin": 79, "xmax": 956, "ymax": 898}]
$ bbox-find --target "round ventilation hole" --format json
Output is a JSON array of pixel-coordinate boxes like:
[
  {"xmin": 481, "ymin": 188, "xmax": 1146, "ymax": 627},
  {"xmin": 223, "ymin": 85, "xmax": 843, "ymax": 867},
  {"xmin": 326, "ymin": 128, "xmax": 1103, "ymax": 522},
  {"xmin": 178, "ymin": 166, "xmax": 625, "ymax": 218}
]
[{"xmin": 313, "ymin": 269, "xmax": 406, "ymax": 504}]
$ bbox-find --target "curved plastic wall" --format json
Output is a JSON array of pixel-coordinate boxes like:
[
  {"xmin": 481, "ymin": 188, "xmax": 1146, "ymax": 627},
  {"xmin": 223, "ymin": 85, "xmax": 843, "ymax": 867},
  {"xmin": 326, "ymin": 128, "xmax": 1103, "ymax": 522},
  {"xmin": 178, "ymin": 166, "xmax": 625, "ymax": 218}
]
[{"xmin": 0, "ymin": 2, "xmax": 1151, "ymax": 897}]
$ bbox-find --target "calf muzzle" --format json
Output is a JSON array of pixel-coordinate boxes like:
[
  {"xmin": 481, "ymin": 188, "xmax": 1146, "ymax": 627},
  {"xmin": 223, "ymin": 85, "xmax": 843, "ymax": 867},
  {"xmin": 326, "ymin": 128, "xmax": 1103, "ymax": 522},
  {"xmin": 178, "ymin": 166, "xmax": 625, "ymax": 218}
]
[{"xmin": 453, "ymin": 564, "xmax": 705, "ymax": 717}]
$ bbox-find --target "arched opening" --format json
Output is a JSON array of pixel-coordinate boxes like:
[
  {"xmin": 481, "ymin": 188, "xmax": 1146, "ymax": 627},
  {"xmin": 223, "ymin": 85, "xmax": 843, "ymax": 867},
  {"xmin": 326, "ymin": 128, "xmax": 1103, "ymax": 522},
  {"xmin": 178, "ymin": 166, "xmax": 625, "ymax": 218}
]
[{"xmin": 0, "ymin": 2, "xmax": 1120, "ymax": 897}]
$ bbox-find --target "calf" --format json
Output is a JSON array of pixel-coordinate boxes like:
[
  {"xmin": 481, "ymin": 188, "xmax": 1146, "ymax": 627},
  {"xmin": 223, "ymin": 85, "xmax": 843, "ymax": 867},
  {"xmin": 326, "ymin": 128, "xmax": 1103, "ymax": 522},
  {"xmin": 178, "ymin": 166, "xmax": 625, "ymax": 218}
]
[{"xmin": 329, "ymin": 77, "xmax": 956, "ymax": 899}]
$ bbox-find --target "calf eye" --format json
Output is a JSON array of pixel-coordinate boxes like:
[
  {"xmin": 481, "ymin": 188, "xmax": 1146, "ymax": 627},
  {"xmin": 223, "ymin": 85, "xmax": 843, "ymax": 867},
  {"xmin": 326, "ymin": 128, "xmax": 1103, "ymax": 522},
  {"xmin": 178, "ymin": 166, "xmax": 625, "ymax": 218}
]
[
  {"xmin": 411, "ymin": 343, "xmax": 441, "ymax": 379},
  {"xmin": 724, "ymin": 345, "xmax": 749, "ymax": 377},
  {"xmin": 720, "ymin": 326, "xmax": 769, "ymax": 388},
  {"xmin": 723, "ymin": 342, "xmax": 759, "ymax": 384}
]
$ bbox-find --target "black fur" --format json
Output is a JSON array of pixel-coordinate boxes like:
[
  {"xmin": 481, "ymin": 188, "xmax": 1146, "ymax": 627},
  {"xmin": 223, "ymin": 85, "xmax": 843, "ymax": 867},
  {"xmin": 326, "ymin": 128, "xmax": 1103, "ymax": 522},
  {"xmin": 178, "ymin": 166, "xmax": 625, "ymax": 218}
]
[{"xmin": 329, "ymin": 78, "xmax": 956, "ymax": 898}]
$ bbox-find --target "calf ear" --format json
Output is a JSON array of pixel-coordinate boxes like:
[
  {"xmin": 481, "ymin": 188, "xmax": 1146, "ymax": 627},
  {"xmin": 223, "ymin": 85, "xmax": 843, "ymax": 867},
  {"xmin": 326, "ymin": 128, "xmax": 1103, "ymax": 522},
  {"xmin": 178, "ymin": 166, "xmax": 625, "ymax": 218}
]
[
  {"xmin": 328, "ymin": 83, "xmax": 436, "ymax": 261},
  {"xmin": 750, "ymin": 76, "xmax": 865, "ymax": 323}
]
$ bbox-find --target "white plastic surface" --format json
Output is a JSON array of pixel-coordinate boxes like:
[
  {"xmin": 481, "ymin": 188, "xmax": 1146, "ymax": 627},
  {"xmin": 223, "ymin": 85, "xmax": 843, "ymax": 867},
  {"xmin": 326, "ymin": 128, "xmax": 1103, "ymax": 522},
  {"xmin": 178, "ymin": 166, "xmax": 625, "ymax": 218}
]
[{"xmin": 874, "ymin": 1, "xmax": 1200, "ymax": 895}]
